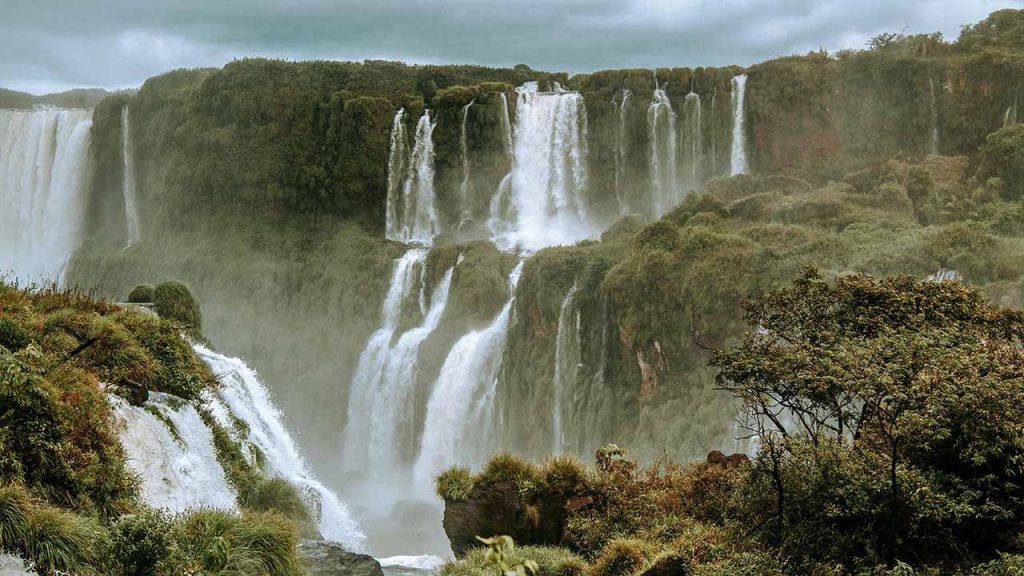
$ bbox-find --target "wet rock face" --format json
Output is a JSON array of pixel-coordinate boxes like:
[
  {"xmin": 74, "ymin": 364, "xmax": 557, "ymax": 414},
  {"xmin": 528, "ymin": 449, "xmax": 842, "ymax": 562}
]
[{"xmin": 299, "ymin": 540, "xmax": 384, "ymax": 576}]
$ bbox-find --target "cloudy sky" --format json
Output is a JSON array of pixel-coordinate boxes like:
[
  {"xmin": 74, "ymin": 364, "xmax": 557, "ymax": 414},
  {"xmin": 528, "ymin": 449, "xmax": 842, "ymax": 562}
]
[{"xmin": 3, "ymin": 0, "xmax": 1021, "ymax": 94}]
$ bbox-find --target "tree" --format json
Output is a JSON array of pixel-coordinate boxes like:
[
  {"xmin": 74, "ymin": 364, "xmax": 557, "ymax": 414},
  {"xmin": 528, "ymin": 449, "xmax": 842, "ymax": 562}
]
[{"xmin": 713, "ymin": 269, "xmax": 1024, "ymax": 569}]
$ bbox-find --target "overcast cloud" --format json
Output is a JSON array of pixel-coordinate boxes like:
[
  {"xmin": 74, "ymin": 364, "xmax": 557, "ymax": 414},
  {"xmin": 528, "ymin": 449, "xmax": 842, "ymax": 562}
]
[{"xmin": 2, "ymin": 0, "xmax": 1022, "ymax": 94}]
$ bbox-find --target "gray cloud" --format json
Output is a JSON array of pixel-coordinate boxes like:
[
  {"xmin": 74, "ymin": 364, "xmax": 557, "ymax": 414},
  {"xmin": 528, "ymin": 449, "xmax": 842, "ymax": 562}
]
[{"xmin": 2, "ymin": 0, "xmax": 1021, "ymax": 94}]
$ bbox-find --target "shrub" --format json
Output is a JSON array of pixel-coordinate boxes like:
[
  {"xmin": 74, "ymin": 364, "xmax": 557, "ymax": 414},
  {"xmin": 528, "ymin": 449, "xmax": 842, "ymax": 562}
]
[
  {"xmin": 437, "ymin": 466, "xmax": 475, "ymax": 501},
  {"xmin": 0, "ymin": 318, "xmax": 29, "ymax": 351},
  {"xmin": 589, "ymin": 538, "xmax": 658, "ymax": 576},
  {"xmin": 127, "ymin": 285, "xmax": 155, "ymax": 303},
  {"xmin": 109, "ymin": 509, "xmax": 183, "ymax": 576},
  {"xmin": 0, "ymin": 484, "xmax": 29, "ymax": 549},
  {"xmin": 153, "ymin": 281, "xmax": 202, "ymax": 331},
  {"xmin": 175, "ymin": 509, "xmax": 303, "ymax": 576},
  {"xmin": 442, "ymin": 545, "xmax": 588, "ymax": 576},
  {"xmin": 23, "ymin": 505, "xmax": 107, "ymax": 575},
  {"xmin": 239, "ymin": 477, "xmax": 311, "ymax": 526},
  {"xmin": 478, "ymin": 453, "xmax": 541, "ymax": 491},
  {"xmin": 540, "ymin": 456, "xmax": 589, "ymax": 494}
]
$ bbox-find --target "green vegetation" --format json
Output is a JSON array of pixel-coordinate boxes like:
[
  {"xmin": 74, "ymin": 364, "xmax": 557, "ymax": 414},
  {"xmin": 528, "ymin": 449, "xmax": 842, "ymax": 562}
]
[
  {"xmin": 442, "ymin": 541, "xmax": 585, "ymax": 576},
  {"xmin": 436, "ymin": 466, "xmax": 475, "ymax": 502},
  {"xmin": 0, "ymin": 283, "xmax": 308, "ymax": 575},
  {"xmin": 126, "ymin": 284, "xmax": 154, "ymax": 303},
  {"xmin": 152, "ymin": 280, "xmax": 203, "ymax": 333}
]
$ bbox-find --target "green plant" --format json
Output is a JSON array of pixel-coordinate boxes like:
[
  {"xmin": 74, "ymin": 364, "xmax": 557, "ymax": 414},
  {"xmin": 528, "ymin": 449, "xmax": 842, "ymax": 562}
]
[
  {"xmin": 239, "ymin": 477, "xmax": 311, "ymax": 526},
  {"xmin": 0, "ymin": 318, "xmax": 30, "ymax": 351},
  {"xmin": 589, "ymin": 538, "xmax": 657, "ymax": 576},
  {"xmin": 23, "ymin": 505, "xmax": 107, "ymax": 576},
  {"xmin": 109, "ymin": 509, "xmax": 182, "ymax": 576},
  {"xmin": 0, "ymin": 484, "xmax": 29, "ymax": 549},
  {"xmin": 437, "ymin": 466, "xmax": 475, "ymax": 501},
  {"xmin": 153, "ymin": 281, "xmax": 203, "ymax": 332},
  {"xmin": 477, "ymin": 536, "xmax": 539, "ymax": 576},
  {"xmin": 127, "ymin": 285, "xmax": 155, "ymax": 303}
]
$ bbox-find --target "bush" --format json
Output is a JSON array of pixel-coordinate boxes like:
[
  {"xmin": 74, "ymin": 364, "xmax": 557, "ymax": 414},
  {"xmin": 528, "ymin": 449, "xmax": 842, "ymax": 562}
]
[
  {"xmin": 109, "ymin": 509, "xmax": 182, "ymax": 576},
  {"xmin": 442, "ymin": 545, "xmax": 588, "ymax": 576},
  {"xmin": 0, "ymin": 484, "xmax": 29, "ymax": 549},
  {"xmin": 23, "ymin": 505, "xmax": 107, "ymax": 576},
  {"xmin": 127, "ymin": 284, "xmax": 155, "ymax": 303},
  {"xmin": 175, "ymin": 509, "xmax": 303, "ymax": 576},
  {"xmin": 0, "ymin": 318, "xmax": 29, "ymax": 351},
  {"xmin": 478, "ymin": 453, "xmax": 541, "ymax": 490},
  {"xmin": 437, "ymin": 466, "xmax": 475, "ymax": 501},
  {"xmin": 589, "ymin": 538, "xmax": 658, "ymax": 576},
  {"xmin": 239, "ymin": 477, "xmax": 311, "ymax": 526},
  {"xmin": 540, "ymin": 456, "xmax": 589, "ymax": 494},
  {"xmin": 153, "ymin": 281, "xmax": 203, "ymax": 331}
]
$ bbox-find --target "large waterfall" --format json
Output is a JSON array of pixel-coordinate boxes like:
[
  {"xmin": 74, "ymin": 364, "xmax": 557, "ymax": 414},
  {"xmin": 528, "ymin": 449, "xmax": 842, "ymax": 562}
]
[
  {"xmin": 648, "ymin": 82, "xmax": 678, "ymax": 217},
  {"xmin": 387, "ymin": 113, "xmax": 439, "ymax": 245},
  {"xmin": 497, "ymin": 83, "xmax": 592, "ymax": 250},
  {"xmin": 682, "ymin": 91, "xmax": 703, "ymax": 195},
  {"xmin": 121, "ymin": 106, "xmax": 141, "ymax": 246},
  {"xmin": 730, "ymin": 75, "xmax": 749, "ymax": 176},
  {"xmin": 615, "ymin": 89, "xmax": 632, "ymax": 215},
  {"xmin": 458, "ymin": 100, "xmax": 474, "ymax": 224},
  {"xmin": 196, "ymin": 345, "xmax": 366, "ymax": 551},
  {"xmin": 342, "ymin": 250, "xmax": 429, "ymax": 479},
  {"xmin": 551, "ymin": 284, "xmax": 580, "ymax": 455},
  {"xmin": 0, "ymin": 108, "xmax": 92, "ymax": 283},
  {"xmin": 113, "ymin": 392, "xmax": 238, "ymax": 512},
  {"xmin": 413, "ymin": 261, "xmax": 524, "ymax": 497}
]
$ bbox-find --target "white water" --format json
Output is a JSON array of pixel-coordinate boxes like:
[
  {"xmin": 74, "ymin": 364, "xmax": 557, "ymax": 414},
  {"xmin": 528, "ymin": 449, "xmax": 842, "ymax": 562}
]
[
  {"xmin": 414, "ymin": 261, "xmax": 525, "ymax": 496},
  {"xmin": 1006, "ymin": 97, "xmax": 1018, "ymax": 128},
  {"xmin": 364, "ymin": 262, "xmax": 455, "ymax": 484},
  {"xmin": 551, "ymin": 284, "xmax": 580, "ymax": 454},
  {"xmin": 730, "ymin": 75, "xmax": 749, "ymax": 176},
  {"xmin": 388, "ymin": 112, "xmax": 439, "ymax": 244},
  {"xmin": 342, "ymin": 249, "xmax": 428, "ymax": 477},
  {"xmin": 112, "ymin": 392, "xmax": 238, "ymax": 512},
  {"xmin": 615, "ymin": 90, "xmax": 632, "ymax": 215},
  {"xmin": 0, "ymin": 108, "xmax": 92, "ymax": 283},
  {"xmin": 499, "ymin": 92, "xmax": 514, "ymax": 160},
  {"xmin": 458, "ymin": 100, "xmax": 474, "ymax": 223},
  {"xmin": 928, "ymin": 77, "xmax": 940, "ymax": 155},
  {"xmin": 379, "ymin": 555, "xmax": 447, "ymax": 571},
  {"xmin": 121, "ymin": 106, "xmax": 141, "ymax": 246},
  {"xmin": 648, "ymin": 82, "xmax": 678, "ymax": 217},
  {"xmin": 497, "ymin": 82, "xmax": 593, "ymax": 250},
  {"xmin": 682, "ymin": 91, "xmax": 703, "ymax": 194},
  {"xmin": 196, "ymin": 345, "xmax": 366, "ymax": 551}
]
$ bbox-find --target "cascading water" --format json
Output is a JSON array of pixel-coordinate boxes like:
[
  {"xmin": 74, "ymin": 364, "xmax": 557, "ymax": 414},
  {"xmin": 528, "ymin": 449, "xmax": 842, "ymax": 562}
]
[
  {"xmin": 112, "ymin": 392, "xmax": 238, "ymax": 512},
  {"xmin": 196, "ymin": 345, "xmax": 366, "ymax": 551},
  {"xmin": 551, "ymin": 284, "xmax": 580, "ymax": 455},
  {"xmin": 648, "ymin": 82, "xmax": 678, "ymax": 217},
  {"xmin": 928, "ymin": 77, "xmax": 940, "ymax": 155},
  {"xmin": 458, "ymin": 100, "xmax": 474, "ymax": 223},
  {"xmin": 0, "ymin": 108, "xmax": 92, "ymax": 283},
  {"xmin": 682, "ymin": 91, "xmax": 703, "ymax": 194},
  {"xmin": 499, "ymin": 92, "xmax": 514, "ymax": 159},
  {"xmin": 710, "ymin": 88, "xmax": 718, "ymax": 177},
  {"xmin": 121, "ymin": 106, "xmax": 141, "ymax": 246},
  {"xmin": 363, "ymin": 262, "xmax": 455, "ymax": 487},
  {"xmin": 615, "ymin": 90, "xmax": 632, "ymax": 215},
  {"xmin": 730, "ymin": 75, "xmax": 748, "ymax": 176},
  {"xmin": 497, "ymin": 83, "xmax": 592, "ymax": 249},
  {"xmin": 1006, "ymin": 97, "xmax": 1018, "ymax": 128},
  {"xmin": 413, "ymin": 261, "xmax": 524, "ymax": 497},
  {"xmin": 342, "ymin": 250, "xmax": 428, "ymax": 477},
  {"xmin": 387, "ymin": 113, "xmax": 439, "ymax": 245}
]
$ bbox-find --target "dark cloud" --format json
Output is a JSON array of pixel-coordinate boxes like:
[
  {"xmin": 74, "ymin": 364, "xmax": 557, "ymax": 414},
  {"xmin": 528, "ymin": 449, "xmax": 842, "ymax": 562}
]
[{"xmin": 2, "ymin": 0, "xmax": 1021, "ymax": 93}]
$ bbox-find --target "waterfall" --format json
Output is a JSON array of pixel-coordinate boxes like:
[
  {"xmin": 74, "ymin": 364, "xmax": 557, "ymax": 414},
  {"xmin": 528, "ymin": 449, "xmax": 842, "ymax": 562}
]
[
  {"xmin": 414, "ymin": 261, "xmax": 524, "ymax": 496},
  {"xmin": 385, "ymin": 109, "xmax": 408, "ymax": 242},
  {"xmin": 496, "ymin": 82, "xmax": 592, "ymax": 250},
  {"xmin": 499, "ymin": 92, "xmax": 514, "ymax": 159},
  {"xmin": 1005, "ymin": 97, "xmax": 1018, "ymax": 128},
  {"xmin": 730, "ymin": 75, "xmax": 748, "ymax": 176},
  {"xmin": 387, "ymin": 112, "xmax": 438, "ymax": 245},
  {"xmin": 121, "ymin": 106, "xmax": 141, "ymax": 246},
  {"xmin": 710, "ymin": 87, "xmax": 718, "ymax": 178},
  {"xmin": 458, "ymin": 100, "xmax": 475, "ymax": 223},
  {"xmin": 112, "ymin": 392, "xmax": 238, "ymax": 512},
  {"xmin": 342, "ymin": 249, "xmax": 428, "ymax": 477},
  {"xmin": 648, "ymin": 82, "xmax": 678, "ymax": 217},
  {"xmin": 682, "ymin": 91, "xmax": 703, "ymax": 195},
  {"xmin": 928, "ymin": 77, "xmax": 940, "ymax": 155},
  {"xmin": 552, "ymin": 284, "xmax": 580, "ymax": 454},
  {"xmin": 0, "ymin": 108, "xmax": 92, "ymax": 283},
  {"xmin": 363, "ymin": 262, "xmax": 455, "ymax": 485},
  {"xmin": 195, "ymin": 345, "xmax": 366, "ymax": 551},
  {"xmin": 615, "ymin": 90, "xmax": 632, "ymax": 215}
]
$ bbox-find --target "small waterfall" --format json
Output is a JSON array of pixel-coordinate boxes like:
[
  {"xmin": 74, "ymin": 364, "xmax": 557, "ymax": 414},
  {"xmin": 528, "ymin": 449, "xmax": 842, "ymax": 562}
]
[
  {"xmin": 0, "ymin": 108, "xmax": 92, "ymax": 283},
  {"xmin": 648, "ymin": 81, "xmax": 678, "ymax": 217},
  {"xmin": 615, "ymin": 89, "xmax": 632, "ymax": 215},
  {"xmin": 499, "ymin": 92, "xmax": 514, "ymax": 159},
  {"xmin": 196, "ymin": 345, "xmax": 366, "ymax": 551},
  {"xmin": 458, "ymin": 100, "xmax": 475, "ymax": 223},
  {"xmin": 1004, "ymin": 97, "xmax": 1018, "ymax": 128},
  {"xmin": 730, "ymin": 75, "xmax": 748, "ymax": 176},
  {"xmin": 928, "ymin": 77, "xmax": 940, "ymax": 155},
  {"xmin": 121, "ymin": 106, "xmax": 141, "ymax": 246},
  {"xmin": 710, "ymin": 87, "xmax": 718, "ymax": 178},
  {"xmin": 112, "ymin": 392, "xmax": 238, "ymax": 512},
  {"xmin": 498, "ymin": 83, "xmax": 592, "ymax": 250},
  {"xmin": 387, "ymin": 112, "xmax": 438, "ymax": 245},
  {"xmin": 414, "ymin": 261, "xmax": 525, "ymax": 496},
  {"xmin": 551, "ymin": 284, "xmax": 580, "ymax": 454},
  {"xmin": 342, "ymin": 249, "xmax": 428, "ymax": 476},
  {"xmin": 385, "ymin": 109, "xmax": 408, "ymax": 241},
  {"xmin": 682, "ymin": 91, "xmax": 703, "ymax": 195}
]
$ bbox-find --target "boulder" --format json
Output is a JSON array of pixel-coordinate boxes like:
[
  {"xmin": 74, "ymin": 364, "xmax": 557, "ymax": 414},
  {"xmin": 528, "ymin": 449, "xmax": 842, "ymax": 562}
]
[
  {"xmin": 299, "ymin": 540, "xmax": 384, "ymax": 576},
  {"xmin": 706, "ymin": 450, "xmax": 750, "ymax": 468}
]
